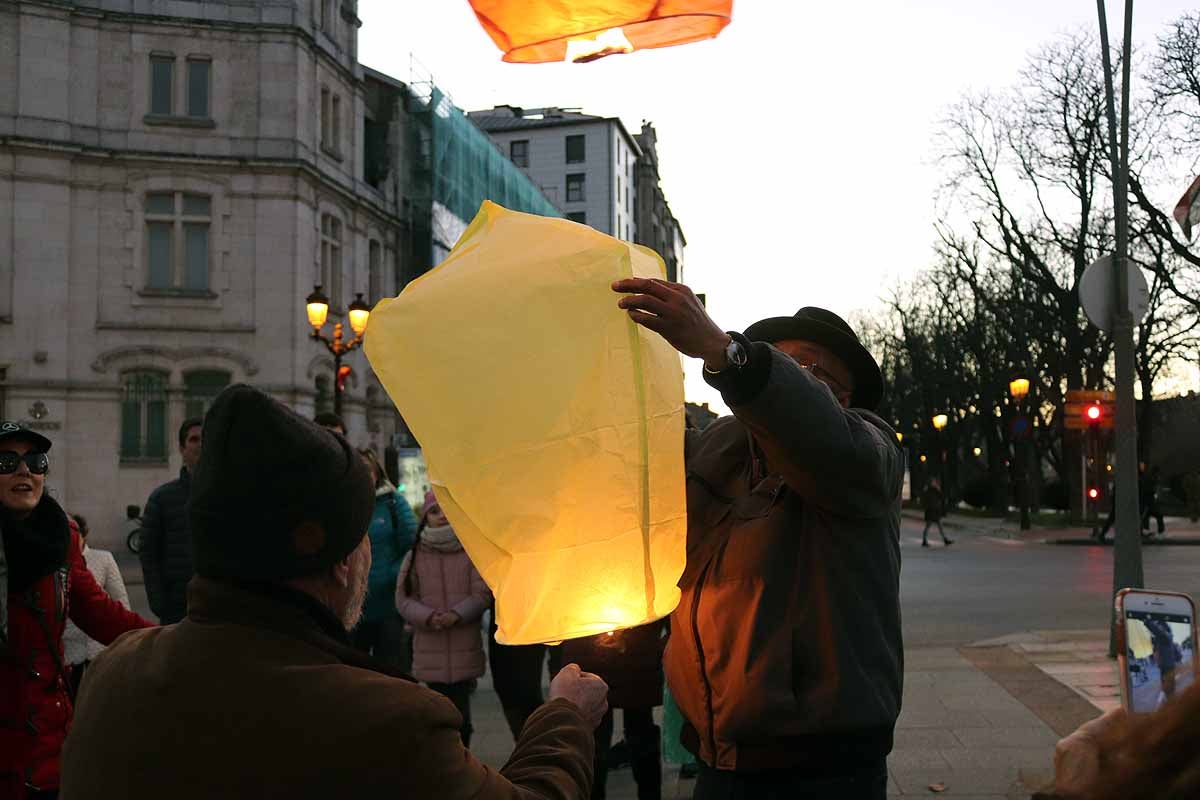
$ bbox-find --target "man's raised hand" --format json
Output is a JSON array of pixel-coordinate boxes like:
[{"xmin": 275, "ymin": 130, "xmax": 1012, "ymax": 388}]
[{"xmin": 612, "ymin": 278, "xmax": 731, "ymax": 370}]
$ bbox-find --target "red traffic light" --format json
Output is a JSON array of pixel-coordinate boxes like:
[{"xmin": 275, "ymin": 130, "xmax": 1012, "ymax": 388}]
[
  {"xmin": 1086, "ymin": 403, "xmax": 1102, "ymax": 422},
  {"xmin": 1088, "ymin": 487, "xmax": 1100, "ymax": 500},
  {"xmin": 336, "ymin": 364, "xmax": 352, "ymax": 391}
]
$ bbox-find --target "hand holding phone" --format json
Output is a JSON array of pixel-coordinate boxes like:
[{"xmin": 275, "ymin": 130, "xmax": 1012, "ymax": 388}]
[{"xmin": 1116, "ymin": 589, "xmax": 1197, "ymax": 714}]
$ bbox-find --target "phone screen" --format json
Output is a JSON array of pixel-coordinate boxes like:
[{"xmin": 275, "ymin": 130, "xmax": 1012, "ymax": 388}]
[{"xmin": 1124, "ymin": 608, "xmax": 1195, "ymax": 713}]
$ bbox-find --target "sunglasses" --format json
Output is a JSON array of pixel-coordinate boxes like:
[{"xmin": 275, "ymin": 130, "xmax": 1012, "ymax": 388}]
[{"xmin": 0, "ymin": 450, "xmax": 50, "ymax": 475}]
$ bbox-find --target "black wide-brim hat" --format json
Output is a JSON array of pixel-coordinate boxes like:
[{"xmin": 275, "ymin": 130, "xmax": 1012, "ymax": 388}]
[{"xmin": 744, "ymin": 307, "xmax": 884, "ymax": 410}]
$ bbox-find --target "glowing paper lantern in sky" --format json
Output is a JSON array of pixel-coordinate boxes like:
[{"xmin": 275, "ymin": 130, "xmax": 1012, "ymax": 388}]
[
  {"xmin": 467, "ymin": 0, "xmax": 734, "ymax": 63},
  {"xmin": 365, "ymin": 201, "xmax": 687, "ymax": 644}
]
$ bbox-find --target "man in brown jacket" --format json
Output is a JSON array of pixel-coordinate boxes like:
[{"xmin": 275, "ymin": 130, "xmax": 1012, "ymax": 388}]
[
  {"xmin": 614, "ymin": 279, "xmax": 904, "ymax": 799},
  {"xmin": 61, "ymin": 384, "xmax": 607, "ymax": 800}
]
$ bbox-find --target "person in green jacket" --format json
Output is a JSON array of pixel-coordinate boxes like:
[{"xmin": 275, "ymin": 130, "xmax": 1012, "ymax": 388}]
[{"xmin": 354, "ymin": 448, "xmax": 417, "ymax": 672}]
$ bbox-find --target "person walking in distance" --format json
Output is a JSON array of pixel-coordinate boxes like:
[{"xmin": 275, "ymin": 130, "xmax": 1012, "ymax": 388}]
[
  {"xmin": 62, "ymin": 513, "xmax": 131, "ymax": 699},
  {"xmin": 922, "ymin": 478, "xmax": 952, "ymax": 547},
  {"xmin": 353, "ymin": 448, "xmax": 417, "ymax": 672},
  {"xmin": 138, "ymin": 418, "xmax": 202, "ymax": 624},
  {"xmin": 396, "ymin": 492, "xmax": 492, "ymax": 746}
]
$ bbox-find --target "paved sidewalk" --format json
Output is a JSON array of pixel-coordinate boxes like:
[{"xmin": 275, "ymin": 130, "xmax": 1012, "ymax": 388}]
[
  {"xmin": 469, "ymin": 646, "xmax": 1063, "ymax": 800},
  {"xmin": 969, "ymin": 630, "xmax": 1120, "ymax": 714},
  {"xmin": 902, "ymin": 509, "xmax": 1200, "ymax": 546}
]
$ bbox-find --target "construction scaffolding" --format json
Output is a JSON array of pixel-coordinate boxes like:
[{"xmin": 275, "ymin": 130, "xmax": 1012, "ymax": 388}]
[{"xmin": 406, "ymin": 60, "xmax": 561, "ymax": 270}]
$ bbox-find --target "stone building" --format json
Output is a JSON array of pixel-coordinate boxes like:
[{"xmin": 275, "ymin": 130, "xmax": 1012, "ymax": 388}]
[
  {"xmin": 1, "ymin": 0, "xmax": 408, "ymax": 549},
  {"xmin": 468, "ymin": 105, "xmax": 641, "ymax": 241},
  {"xmin": 633, "ymin": 121, "xmax": 686, "ymax": 283}
]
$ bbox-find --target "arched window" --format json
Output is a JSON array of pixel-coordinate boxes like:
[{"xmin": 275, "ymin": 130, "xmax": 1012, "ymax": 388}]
[
  {"xmin": 121, "ymin": 370, "xmax": 169, "ymax": 462},
  {"xmin": 315, "ymin": 374, "xmax": 333, "ymax": 416},
  {"xmin": 184, "ymin": 370, "xmax": 231, "ymax": 419}
]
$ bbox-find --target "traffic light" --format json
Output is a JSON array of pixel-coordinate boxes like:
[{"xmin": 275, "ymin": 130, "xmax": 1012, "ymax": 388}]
[
  {"xmin": 336, "ymin": 364, "xmax": 352, "ymax": 392},
  {"xmin": 1064, "ymin": 390, "xmax": 1115, "ymax": 429},
  {"xmin": 1088, "ymin": 486, "xmax": 1101, "ymax": 501}
]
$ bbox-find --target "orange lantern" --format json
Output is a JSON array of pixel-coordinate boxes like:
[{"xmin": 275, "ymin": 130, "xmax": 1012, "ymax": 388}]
[{"xmin": 468, "ymin": 0, "xmax": 734, "ymax": 63}]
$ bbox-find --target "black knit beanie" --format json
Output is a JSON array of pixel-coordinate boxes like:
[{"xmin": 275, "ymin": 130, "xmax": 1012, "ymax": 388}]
[{"xmin": 189, "ymin": 384, "xmax": 373, "ymax": 581}]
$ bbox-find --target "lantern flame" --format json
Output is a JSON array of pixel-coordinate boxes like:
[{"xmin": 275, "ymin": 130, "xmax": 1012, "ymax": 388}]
[{"xmin": 565, "ymin": 27, "xmax": 634, "ymax": 63}]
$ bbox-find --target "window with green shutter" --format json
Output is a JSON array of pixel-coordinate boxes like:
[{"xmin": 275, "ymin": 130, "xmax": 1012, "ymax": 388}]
[
  {"xmin": 183, "ymin": 370, "xmax": 230, "ymax": 420},
  {"xmin": 121, "ymin": 371, "xmax": 169, "ymax": 462}
]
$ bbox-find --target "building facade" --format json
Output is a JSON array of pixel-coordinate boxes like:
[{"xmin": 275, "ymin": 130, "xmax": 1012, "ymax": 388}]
[
  {"xmin": 0, "ymin": 0, "xmax": 406, "ymax": 549},
  {"xmin": 633, "ymin": 122, "xmax": 686, "ymax": 283},
  {"xmin": 468, "ymin": 106, "xmax": 640, "ymax": 241}
]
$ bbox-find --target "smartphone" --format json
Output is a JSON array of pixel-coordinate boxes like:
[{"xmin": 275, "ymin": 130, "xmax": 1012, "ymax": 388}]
[{"xmin": 1116, "ymin": 588, "xmax": 1197, "ymax": 714}]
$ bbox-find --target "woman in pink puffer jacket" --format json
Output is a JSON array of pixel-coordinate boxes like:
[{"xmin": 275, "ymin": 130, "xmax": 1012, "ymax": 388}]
[{"xmin": 395, "ymin": 491, "xmax": 492, "ymax": 745}]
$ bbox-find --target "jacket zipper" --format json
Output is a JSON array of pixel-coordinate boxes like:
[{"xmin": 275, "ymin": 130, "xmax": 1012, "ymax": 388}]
[{"xmin": 690, "ymin": 560, "xmax": 718, "ymax": 762}]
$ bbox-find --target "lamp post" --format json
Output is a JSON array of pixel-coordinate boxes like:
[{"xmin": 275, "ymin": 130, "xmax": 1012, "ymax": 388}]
[
  {"xmin": 1009, "ymin": 376, "xmax": 1033, "ymax": 531},
  {"xmin": 931, "ymin": 413, "xmax": 949, "ymax": 497},
  {"xmin": 305, "ymin": 285, "xmax": 371, "ymax": 418}
]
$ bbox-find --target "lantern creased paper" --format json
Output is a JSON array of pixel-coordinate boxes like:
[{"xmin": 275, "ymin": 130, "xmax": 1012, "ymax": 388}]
[
  {"xmin": 364, "ymin": 201, "xmax": 687, "ymax": 645},
  {"xmin": 468, "ymin": 0, "xmax": 733, "ymax": 64}
]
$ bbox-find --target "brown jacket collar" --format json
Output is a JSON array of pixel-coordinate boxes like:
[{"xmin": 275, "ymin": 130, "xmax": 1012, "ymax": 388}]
[{"xmin": 185, "ymin": 576, "xmax": 413, "ymax": 681}]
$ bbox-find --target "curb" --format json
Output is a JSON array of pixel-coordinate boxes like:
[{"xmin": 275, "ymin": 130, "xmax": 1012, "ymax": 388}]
[{"xmin": 1051, "ymin": 537, "xmax": 1200, "ymax": 546}]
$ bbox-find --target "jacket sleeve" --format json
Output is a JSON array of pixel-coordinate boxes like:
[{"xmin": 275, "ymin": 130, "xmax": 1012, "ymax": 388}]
[
  {"xmin": 69, "ymin": 533, "xmax": 153, "ymax": 643},
  {"xmin": 100, "ymin": 551, "xmax": 131, "ymax": 609},
  {"xmin": 137, "ymin": 488, "xmax": 166, "ymax": 617},
  {"xmin": 395, "ymin": 552, "xmax": 438, "ymax": 629},
  {"xmin": 706, "ymin": 342, "xmax": 903, "ymax": 518},
  {"xmin": 406, "ymin": 698, "xmax": 594, "ymax": 800},
  {"xmin": 451, "ymin": 563, "xmax": 493, "ymax": 623}
]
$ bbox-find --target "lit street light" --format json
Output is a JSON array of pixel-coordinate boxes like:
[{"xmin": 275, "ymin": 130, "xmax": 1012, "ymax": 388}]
[
  {"xmin": 1009, "ymin": 374, "xmax": 1033, "ymax": 531},
  {"xmin": 305, "ymin": 285, "xmax": 371, "ymax": 417}
]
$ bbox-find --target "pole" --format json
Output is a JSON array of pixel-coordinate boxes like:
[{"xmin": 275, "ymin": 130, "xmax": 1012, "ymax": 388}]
[
  {"xmin": 1019, "ymin": 435, "xmax": 1032, "ymax": 531},
  {"xmin": 1096, "ymin": 0, "xmax": 1144, "ymax": 657},
  {"xmin": 333, "ymin": 348, "xmax": 344, "ymax": 418}
]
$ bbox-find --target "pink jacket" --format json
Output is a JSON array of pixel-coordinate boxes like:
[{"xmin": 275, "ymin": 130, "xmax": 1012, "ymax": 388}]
[{"xmin": 395, "ymin": 531, "xmax": 491, "ymax": 684}]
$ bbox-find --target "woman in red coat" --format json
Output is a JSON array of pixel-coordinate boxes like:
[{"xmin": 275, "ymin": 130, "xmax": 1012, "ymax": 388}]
[{"xmin": 0, "ymin": 422, "xmax": 153, "ymax": 800}]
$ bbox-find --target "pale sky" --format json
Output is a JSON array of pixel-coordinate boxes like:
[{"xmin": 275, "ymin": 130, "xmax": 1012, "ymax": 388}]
[{"xmin": 358, "ymin": 1, "xmax": 1199, "ymax": 409}]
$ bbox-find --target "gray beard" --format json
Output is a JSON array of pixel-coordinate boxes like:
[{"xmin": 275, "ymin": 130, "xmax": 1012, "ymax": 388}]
[{"xmin": 341, "ymin": 570, "xmax": 369, "ymax": 632}]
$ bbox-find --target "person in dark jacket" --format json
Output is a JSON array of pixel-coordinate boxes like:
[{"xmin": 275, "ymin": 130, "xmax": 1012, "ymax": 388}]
[
  {"xmin": 613, "ymin": 279, "xmax": 904, "ymax": 800},
  {"xmin": 1, "ymin": 421, "xmax": 153, "ymax": 800},
  {"xmin": 138, "ymin": 417, "xmax": 202, "ymax": 624},
  {"xmin": 354, "ymin": 447, "xmax": 417, "ymax": 671},
  {"xmin": 61, "ymin": 385, "xmax": 608, "ymax": 800},
  {"xmin": 562, "ymin": 621, "xmax": 668, "ymax": 800},
  {"xmin": 921, "ymin": 478, "xmax": 952, "ymax": 547}
]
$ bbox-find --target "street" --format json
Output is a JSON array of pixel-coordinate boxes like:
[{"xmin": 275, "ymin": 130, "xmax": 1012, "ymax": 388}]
[{"xmin": 900, "ymin": 516, "xmax": 1200, "ymax": 648}]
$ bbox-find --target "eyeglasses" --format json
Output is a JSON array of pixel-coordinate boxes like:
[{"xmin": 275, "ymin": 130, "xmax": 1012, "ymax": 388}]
[
  {"xmin": 796, "ymin": 361, "xmax": 851, "ymax": 397},
  {"xmin": 0, "ymin": 450, "xmax": 50, "ymax": 475}
]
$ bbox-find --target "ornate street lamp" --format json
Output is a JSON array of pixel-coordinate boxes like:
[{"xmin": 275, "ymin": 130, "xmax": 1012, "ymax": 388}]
[
  {"xmin": 305, "ymin": 286, "xmax": 370, "ymax": 418},
  {"xmin": 1009, "ymin": 374, "xmax": 1033, "ymax": 531}
]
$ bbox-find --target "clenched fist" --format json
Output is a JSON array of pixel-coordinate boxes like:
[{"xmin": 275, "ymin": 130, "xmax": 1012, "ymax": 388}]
[{"xmin": 548, "ymin": 663, "xmax": 609, "ymax": 729}]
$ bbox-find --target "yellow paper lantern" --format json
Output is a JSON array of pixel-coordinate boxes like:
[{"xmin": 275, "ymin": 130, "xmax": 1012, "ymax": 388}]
[
  {"xmin": 365, "ymin": 202, "xmax": 687, "ymax": 644},
  {"xmin": 468, "ymin": 0, "xmax": 733, "ymax": 63}
]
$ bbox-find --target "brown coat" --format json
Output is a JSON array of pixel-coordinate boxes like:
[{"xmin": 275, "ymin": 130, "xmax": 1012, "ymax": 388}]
[
  {"xmin": 61, "ymin": 577, "xmax": 593, "ymax": 800},
  {"xmin": 665, "ymin": 349, "xmax": 904, "ymax": 773}
]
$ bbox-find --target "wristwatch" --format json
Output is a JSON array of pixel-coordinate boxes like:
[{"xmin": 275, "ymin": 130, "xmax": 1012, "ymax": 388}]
[{"xmin": 703, "ymin": 336, "xmax": 748, "ymax": 375}]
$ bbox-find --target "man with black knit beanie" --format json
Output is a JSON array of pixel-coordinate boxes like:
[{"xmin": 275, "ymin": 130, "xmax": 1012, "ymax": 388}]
[{"xmin": 62, "ymin": 384, "xmax": 607, "ymax": 800}]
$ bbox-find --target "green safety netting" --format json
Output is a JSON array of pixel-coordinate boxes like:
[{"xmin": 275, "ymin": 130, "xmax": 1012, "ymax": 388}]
[{"xmin": 425, "ymin": 87, "xmax": 562, "ymax": 223}]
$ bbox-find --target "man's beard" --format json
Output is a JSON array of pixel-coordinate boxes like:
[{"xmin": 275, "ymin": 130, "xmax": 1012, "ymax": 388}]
[{"xmin": 341, "ymin": 563, "xmax": 369, "ymax": 632}]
